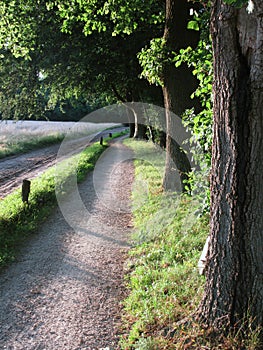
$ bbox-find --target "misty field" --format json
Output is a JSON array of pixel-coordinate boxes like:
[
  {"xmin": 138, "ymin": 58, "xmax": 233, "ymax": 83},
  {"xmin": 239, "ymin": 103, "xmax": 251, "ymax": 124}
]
[{"xmin": 0, "ymin": 120, "xmax": 117, "ymax": 158}]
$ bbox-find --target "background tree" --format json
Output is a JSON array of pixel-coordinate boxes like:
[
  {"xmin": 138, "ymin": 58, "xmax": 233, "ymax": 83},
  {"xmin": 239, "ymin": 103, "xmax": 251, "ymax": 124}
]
[
  {"xmin": 0, "ymin": 0, "xmax": 202, "ymax": 173},
  {"xmin": 161, "ymin": 0, "xmax": 200, "ymax": 191},
  {"xmin": 62, "ymin": 0, "xmax": 203, "ymax": 190},
  {"xmin": 197, "ymin": 0, "xmax": 263, "ymax": 339},
  {"xmin": 45, "ymin": 0, "xmax": 164, "ymax": 137},
  {"xmin": 0, "ymin": 0, "xmax": 163, "ymax": 126},
  {"xmin": 0, "ymin": 51, "xmax": 45, "ymax": 119}
]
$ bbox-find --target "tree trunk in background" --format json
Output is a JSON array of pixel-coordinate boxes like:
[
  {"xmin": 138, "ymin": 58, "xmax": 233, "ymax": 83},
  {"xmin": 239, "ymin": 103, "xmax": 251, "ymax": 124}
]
[
  {"xmin": 124, "ymin": 107, "xmax": 136, "ymax": 138},
  {"xmin": 129, "ymin": 122, "xmax": 135, "ymax": 138},
  {"xmin": 133, "ymin": 122, "xmax": 147, "ymax": 139},
  {"xmin": 197, "ymin": 0, "xmax": 263, "ymax": 337},
  {"xmin": 159, "ymin": 130, "xmax": 166, "ymax": 149},
  {"xmin": 111, "ymin": 85, "xmax": 147, "ymax": 139},
  {"xmin": 130, "ymin": 103, "xmax": 148, "ymax": 139},
  {"xmin": 162, "ymin": 0, "xmax": 199, "ymax": 191}
]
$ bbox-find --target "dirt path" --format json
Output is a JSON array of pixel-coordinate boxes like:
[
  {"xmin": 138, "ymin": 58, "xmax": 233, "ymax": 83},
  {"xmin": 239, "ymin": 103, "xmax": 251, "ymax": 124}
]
[
  {"xmin": 0, "ymin": 139, "xmax": 134, "ymax": 350},
  {"xmin": 0, "ymin": 126, "xmax": 126, "ymax": 198}
]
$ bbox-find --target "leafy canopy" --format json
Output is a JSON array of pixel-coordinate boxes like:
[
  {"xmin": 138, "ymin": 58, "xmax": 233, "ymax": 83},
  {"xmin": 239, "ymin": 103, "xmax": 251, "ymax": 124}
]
[
  {"xmin": 223, "ymin": 0, "xmax": 248, "ymax": 7},
  {"xmin": 0, "ymin": 0, "xmax": 164, "ymax": 119},
  {"xmin": 46, "ymin": 0, "xmax": 164, "ymax": 36}
]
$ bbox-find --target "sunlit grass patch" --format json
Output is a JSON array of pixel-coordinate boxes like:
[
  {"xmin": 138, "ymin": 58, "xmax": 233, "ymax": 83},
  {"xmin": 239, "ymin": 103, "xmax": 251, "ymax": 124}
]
[
  {"xmin": 121, "ymin": 203, "xmax": 208, "ymax": 348},
  {"xmin": 0, "ymin": 129, "xmax": 127, "ymax": 268},
  {"xmin": 121, "ymin": 139, "xmax": 208, "ymax": 349},
  {"xmin": 0, "ymin": 141, "xmax": 107, "ymax": 268}
]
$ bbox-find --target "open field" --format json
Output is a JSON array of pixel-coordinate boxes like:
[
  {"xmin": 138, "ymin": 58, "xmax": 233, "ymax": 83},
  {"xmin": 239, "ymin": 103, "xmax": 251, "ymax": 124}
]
[
  {"xmin": 0, "ymin": 120, "xmax": 118, "ymax": 158},
  {"xmin": 0, "ymin": 123, "xmax": 126, "ymax": 198}
]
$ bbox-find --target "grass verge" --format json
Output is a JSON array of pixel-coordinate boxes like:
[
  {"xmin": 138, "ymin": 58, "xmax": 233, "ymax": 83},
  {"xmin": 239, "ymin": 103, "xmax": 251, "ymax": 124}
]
[
  {"xmin": 0, "ymin": 131, "xmax": 126, "ymax": 269},
  {"xmin": 0, "ymin": 134, "xmax": 66, "ymax": 159},
  {"xmin": 0, "ymin": 124, "xmax": 126, "ymax": 159},
  {"xmin": 120, "ymin": 139, "xmax": 261, "ymax": 349}
]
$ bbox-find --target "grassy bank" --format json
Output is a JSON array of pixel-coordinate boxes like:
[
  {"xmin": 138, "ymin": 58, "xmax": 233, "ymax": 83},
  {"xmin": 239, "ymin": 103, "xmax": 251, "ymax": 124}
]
[
  {"xmin": 0, "ymin": 133, "xmax": 65, "ymax": 159},
  {"xmin": 121, "ymin": 140, "xmax": 260, "ymax": 349},
  {"xmin": 0, "ymin": 131, "xmax": 126, "ymax": 268},
  {"xmin": 0, "ymin": 121, "xmax": 122, "ymax": 159}
]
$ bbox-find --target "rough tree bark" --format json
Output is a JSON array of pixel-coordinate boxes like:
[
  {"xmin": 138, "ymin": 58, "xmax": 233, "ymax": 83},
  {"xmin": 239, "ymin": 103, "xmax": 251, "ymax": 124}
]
[
  {"xmin": 162, "ymin": 0, "xmax": 200, "ymax": 192},
  {"xmin": 197, "ymin": 0, "xmax": 263, "ymax": 337}
]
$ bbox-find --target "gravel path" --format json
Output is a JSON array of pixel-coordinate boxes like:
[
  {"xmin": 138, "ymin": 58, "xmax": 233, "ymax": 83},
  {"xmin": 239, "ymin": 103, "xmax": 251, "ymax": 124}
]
[{"xmin": 0, "ymin": 139, "xmax": 134, "ymax": 350}]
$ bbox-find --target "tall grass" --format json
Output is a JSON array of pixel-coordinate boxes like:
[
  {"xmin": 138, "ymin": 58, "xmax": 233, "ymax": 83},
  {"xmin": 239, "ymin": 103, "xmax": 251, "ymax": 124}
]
[
  {"xmin": 119, "ymin": 139, "xmax": 207, "ymax": 349},
  {"xmin": 0, "ymin": 134, "xmax": 66, "ymax": 158},
  {"xmin": 0, "ymin": 120, "xmax": 118, "ymax": 158},
  {"xmin": 121, "ymin": 139, "xmax": 261, "ymax": 349}
]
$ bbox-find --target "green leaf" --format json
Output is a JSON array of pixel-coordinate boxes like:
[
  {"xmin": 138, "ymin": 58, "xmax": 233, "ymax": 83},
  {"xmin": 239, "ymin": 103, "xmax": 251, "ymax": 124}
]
[
  {"xmin": 187, "ymin": 20, "xmax": 199, "ymax": 31},
  {"xmin": 223, "ymin": 0, "xmax": 248, "ymax": 8},
  {"xmin": 175, "ymin": 60, "xmax": 182, "ymax": 68}
]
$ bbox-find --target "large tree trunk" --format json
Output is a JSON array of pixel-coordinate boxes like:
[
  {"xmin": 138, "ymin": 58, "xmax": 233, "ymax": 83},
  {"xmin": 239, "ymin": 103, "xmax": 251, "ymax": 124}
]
[
  {"xmin": 162, "ymin": 0, "xmax": 199, "ymax": 191},
  {"xmin": 197, "ymin": 0, "xmax": 263, "ymax": 337}
]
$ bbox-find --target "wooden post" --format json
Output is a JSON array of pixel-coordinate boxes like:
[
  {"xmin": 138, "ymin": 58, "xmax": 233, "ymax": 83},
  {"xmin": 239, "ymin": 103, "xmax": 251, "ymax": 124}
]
[
  {"xmin": 100, "ymin": 136, "xmax": 103, "ymax": 145},
  {"xmin": 109, "ymin": 132, "xmax": 112, "ymax": 138},
  {"xmin": 22, "ymin": 179, "xmax": 31, "ymax": 204}
]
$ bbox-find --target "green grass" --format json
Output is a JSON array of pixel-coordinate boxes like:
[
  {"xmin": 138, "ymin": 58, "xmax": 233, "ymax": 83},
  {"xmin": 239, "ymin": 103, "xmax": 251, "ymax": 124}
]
[
  {"xmin": 0, "ymin": 133, "xmax": 66, "ymax": 159},
  {"xmin": 120, "ymin": 139, "xmax": 261, "ymax": 350},
  {"xmin": 0, "ymin": 130, "xmax": 130, "ymax": 268},
  {"xmin": 119, "ymin": 139, "xmax": 208, "ymax": 349},
  {"xmin": 0, "ymin": 122, "xmax": 126, "ymax": 159}
]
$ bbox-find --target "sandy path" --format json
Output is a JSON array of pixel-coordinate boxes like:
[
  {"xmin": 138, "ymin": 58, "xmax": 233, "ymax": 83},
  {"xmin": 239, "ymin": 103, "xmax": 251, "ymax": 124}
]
[{"xmin": 0, "ymin": 140, "xmax": 134, "ymax": 350}]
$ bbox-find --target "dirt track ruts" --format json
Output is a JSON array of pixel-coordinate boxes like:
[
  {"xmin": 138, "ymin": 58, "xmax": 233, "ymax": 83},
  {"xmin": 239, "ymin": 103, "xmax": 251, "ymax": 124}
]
[{"xmin": 0, "ymin": 126, "xmax": 126, "ymax": 198}]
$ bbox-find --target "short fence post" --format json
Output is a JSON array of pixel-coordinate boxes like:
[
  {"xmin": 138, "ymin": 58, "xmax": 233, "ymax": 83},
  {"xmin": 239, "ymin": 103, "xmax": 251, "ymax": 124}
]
[{"xmin": 22, "ymin": 179, "xmax": 31, "ymax": 204}]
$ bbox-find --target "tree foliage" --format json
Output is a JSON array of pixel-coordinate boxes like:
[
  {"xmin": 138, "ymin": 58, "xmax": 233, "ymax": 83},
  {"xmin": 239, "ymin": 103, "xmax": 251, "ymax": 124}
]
[
  {"xmin": 0, "ymin": 0, "xmax": 163, "ymax": 120},
  {"xmin": 223, "ymin": 0, "xmax": 248, "ymax": 7},
  {"xmin": 46, "ymin": 0, "xmax": 164, "ymax": 36}
]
